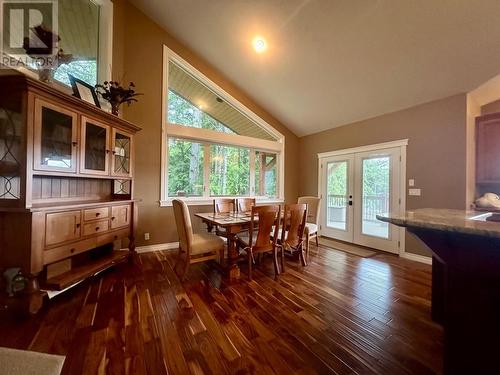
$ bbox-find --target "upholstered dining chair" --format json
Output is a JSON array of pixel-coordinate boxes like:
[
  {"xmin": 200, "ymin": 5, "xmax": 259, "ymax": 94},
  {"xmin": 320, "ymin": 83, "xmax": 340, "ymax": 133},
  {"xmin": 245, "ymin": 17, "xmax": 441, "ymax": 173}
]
[
  {"xmin": 297, "ymin": 196, "xmax": 320, "ymax": 258},
  {"xmin": 237, "ymin": 198, "xmax": 256, "ymax": 213},
  {"xmin": 236, "ymin": 205, "xmax": 281, "ymax": 280},
  {"xmin": 278, "ymin": 203, "xmax": 308, "ymax": 269},
  {"xmin": 172, "ymin": 199, "xmax": 224, "ymax": 281}
]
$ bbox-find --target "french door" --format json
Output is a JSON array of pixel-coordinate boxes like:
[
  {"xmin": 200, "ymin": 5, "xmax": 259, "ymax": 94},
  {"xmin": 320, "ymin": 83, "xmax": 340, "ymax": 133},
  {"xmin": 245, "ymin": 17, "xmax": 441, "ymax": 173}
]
[{"xmin": 319, "ymin": 146, "xmax": 403, "ymax": 253}]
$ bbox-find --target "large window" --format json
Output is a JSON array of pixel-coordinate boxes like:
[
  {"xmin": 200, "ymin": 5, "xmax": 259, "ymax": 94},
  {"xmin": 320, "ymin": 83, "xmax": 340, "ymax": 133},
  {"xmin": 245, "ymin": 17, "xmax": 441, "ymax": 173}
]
[{"xmin": 162, "ymin": 47, "xmax": 284, "ymax": 204}]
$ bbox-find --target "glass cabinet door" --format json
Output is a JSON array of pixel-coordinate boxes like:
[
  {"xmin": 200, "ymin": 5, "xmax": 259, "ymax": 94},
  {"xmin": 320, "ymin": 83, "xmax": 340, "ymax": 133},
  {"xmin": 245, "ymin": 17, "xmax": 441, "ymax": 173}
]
[
  {"xmin": 33, "ymin": 98, "xmax": 78, "ymax": 173},
  {"xmin": 111, "ymin": 129, "xmax": 132, "ymax": 177},
  {"xmin": 80, "ymin": 117, "xmax": 110, "ymax": 175}
]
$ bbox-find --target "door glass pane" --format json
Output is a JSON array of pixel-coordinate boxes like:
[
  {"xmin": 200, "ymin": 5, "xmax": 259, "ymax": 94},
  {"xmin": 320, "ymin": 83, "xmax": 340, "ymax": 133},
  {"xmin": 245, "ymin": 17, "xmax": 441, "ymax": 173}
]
[
  {"xmin": 362, "ymin": 157, "xmax": 390, "ymax": 238},
  {"xmin": 326, "ymin": 161, "xmax": 348, "ymax": 230},
  {"xmin": 84, "ymin": 123, "xmax": 107, "ymax": 171},
  {"xmin": 40, "ymin": 107, "xmax": 73, "ymax": 169},
  {"xmin": 168, "ymin": 138, "xmax": 204, "ymax": 197},
  {"xmin": 114, "ymin": 132, "xmax": 131, "ymax": 175}
]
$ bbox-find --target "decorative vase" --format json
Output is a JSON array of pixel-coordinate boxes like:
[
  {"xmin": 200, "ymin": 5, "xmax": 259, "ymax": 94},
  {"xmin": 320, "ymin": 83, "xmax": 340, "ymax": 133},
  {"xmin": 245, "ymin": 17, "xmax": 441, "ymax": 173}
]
[
  {"xmin": 38, "ymin": 68, "xmax": 54, "ymax": 83},
  {"xmin": 110, "ymin": 101, "xmax": 120, "ymax": 116}
]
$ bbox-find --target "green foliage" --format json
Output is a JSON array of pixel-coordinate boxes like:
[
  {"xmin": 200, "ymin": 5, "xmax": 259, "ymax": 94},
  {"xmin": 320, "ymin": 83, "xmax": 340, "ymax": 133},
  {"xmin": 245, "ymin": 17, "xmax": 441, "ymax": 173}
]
[
  {"xmin": 362, "ymin": 157, "xmax": 389, "ymax": 196},
  {"xmin": 210, "ymin": 145, "xmax": 249, "ymax": 196},
  {"xmin": 327, "ymin": 162, "xmax": 347, "ymax": 195},
  {"xmin": 168, "ymin": 139, "xmax": 204, "ymax": 196},
  {"xmin": 167, "ymin": 90, "xmax": 277, "ymax": 197},
  {"xmin": 168, "ymin": 90, "xmax": 235, "ymax": 134}
]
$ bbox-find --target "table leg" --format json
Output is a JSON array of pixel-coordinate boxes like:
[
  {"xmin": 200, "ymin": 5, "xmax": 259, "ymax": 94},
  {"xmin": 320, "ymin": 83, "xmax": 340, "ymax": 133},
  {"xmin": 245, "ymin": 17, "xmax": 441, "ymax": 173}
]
[{"xmin": 226, "ymin": 233, "xmax": 240, "ymax": 280}]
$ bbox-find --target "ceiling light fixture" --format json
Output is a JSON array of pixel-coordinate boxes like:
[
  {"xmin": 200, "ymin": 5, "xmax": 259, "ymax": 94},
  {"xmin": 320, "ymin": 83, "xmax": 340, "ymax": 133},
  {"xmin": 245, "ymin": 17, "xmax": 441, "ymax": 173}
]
[{"xmin": 252, "ymin": 36, "xmax": 267, "ymax": 53}]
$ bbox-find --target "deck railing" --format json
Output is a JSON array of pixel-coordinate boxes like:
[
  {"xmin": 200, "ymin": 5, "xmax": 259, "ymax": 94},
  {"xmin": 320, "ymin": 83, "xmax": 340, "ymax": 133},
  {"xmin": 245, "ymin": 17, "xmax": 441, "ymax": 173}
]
[{"xmin": 327, "ymin": 194, "xmax": 389, "ymax": 221}]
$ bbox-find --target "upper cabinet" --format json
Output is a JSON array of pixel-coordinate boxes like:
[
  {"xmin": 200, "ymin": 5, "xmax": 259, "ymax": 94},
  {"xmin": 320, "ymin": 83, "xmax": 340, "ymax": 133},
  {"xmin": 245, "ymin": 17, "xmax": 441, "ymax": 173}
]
[
  {"xmin": 476, "ymin": 113, "xmax": 500, "ymax": 183},
  {"xmin": 111, "ymin": 129, "xmax": 133, "ymax": 178},
  {"xmin": 33, "ymin": 97, "xmax": 78, "ymax": 173},
  {"xmin": 80, "ymin": 116, "xmax": 110, "ymax": 176}
]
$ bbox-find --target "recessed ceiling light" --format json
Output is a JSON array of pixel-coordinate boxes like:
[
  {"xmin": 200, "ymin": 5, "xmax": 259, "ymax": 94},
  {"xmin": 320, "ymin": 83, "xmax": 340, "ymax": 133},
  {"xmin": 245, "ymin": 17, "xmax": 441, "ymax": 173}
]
[{"xmin": 252, "ymin": 36, "xmax": 267, "ymax": 53}]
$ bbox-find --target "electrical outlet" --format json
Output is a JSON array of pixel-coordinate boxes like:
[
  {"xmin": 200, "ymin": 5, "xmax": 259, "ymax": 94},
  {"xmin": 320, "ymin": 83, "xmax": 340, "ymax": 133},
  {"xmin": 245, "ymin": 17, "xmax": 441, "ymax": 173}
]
[
  {"xmin": 408, "ymin": 179, "xmax": 415, "ymax": 187},
  {"xmin": 144, "ymin": 232, "xmax": 150, "ymax": 241},
  {"xmin": 409, "ymin": 188, "xmax": 421, "ymax": 196}
]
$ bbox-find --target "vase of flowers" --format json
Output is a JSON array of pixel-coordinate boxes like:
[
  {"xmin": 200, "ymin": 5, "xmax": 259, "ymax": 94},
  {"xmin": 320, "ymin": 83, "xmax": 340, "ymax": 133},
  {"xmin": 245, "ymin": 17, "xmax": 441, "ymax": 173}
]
[
  {"xmin": 95, "ymin": 81, "xmax": 141, "ymax": 115},
  {"xmin": 23, "ymin": 25, "xmax": 73, "ymax": 83}
]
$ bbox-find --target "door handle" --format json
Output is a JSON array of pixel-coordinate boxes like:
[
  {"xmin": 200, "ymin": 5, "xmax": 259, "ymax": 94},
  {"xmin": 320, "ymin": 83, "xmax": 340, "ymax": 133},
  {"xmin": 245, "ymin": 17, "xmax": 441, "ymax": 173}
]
[{"xmin": 349, "ymin": 201, "xmax": 353, "ymax": 206}]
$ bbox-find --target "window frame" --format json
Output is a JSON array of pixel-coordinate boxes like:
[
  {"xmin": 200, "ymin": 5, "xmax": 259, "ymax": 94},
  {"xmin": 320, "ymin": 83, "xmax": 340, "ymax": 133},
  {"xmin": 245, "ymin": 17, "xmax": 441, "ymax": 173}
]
[
  {"xmin": 161, "ymin": 45, "xmax": 285, "ymax": 206},
  {"xmin": 13, "ymin": 0, "xmax": 113, "ymax": 91}
]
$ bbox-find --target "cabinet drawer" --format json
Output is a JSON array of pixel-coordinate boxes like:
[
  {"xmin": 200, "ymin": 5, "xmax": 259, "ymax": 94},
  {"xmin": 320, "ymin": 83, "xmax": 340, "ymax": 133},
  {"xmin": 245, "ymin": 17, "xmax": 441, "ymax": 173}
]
[
  {"xmin": 44, "ymin": 237, "xmax": 97, "ymax": 265},
  {"xmin": 111, "ymin": 205, "xmax": 131, "ymax": 229},
  {"xmin": 97, "ymin": 228, "xmax": 130, "ymax": 247},
  {"xmin": 83, "ymin": 220, "xmax": 109, "ymax": 236},
  {"xmin": 46, "ymin": 210, "xmax": 81, "ymax": 246},
  {"xmin": 83, "ymin": 207, "xmax": 109, "ymax": 221}
]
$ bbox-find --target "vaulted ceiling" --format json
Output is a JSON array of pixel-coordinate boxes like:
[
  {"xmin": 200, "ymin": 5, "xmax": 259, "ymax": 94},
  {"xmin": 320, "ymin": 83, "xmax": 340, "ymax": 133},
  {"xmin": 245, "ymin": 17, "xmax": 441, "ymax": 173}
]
[{"xmin": 131, "ymin": 0, "xmax": 500, "ymax": 136}]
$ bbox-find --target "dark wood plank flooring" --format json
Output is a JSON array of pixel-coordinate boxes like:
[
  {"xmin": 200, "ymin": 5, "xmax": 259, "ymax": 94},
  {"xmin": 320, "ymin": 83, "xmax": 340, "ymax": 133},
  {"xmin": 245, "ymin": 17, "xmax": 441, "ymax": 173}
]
[{"xmin": 0, "ymin": 244, "xmax": 443, "ymax": 374}]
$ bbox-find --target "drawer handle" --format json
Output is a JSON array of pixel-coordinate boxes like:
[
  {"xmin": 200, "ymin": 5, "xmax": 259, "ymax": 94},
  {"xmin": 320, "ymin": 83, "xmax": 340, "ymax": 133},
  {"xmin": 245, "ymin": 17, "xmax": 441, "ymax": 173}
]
[
  {"xmin": 95, "ymin": 227, "xmax": 100, "ymax": 231},
  {"xmin": 70, "ymin": 248, "xmax": 75, "ymax": 253},
  {"xmin": 111, "ymin": 216, "xmax": 115, "ymax": 220},
  {"xmin": 76, "ymin": 223, "xmax": 80, "ymax": 228},
  {"xmin": 114, "ymin": 235, "xmax": 118, "ymax": 240},
  {"xmin": 72, "ymin": 141, "xmax": 78, "ymax": 146},
  {"xmin": 96, "ymin": 212, "xmax": 100, "ymax": 217}
]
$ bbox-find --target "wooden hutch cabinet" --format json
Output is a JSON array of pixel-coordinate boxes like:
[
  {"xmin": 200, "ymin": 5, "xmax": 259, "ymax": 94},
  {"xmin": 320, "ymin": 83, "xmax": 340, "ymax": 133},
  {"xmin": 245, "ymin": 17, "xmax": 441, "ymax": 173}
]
[{"xmin": 0, "ymin": 75, "xmax": 140, "ymax": 310}]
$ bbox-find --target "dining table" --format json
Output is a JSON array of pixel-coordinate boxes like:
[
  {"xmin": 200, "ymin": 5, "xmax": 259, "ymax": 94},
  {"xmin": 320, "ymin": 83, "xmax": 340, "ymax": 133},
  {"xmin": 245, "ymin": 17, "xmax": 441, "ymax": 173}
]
[{"xmin": 195, "ymin": 211, "xmax": 255, "ymax": 280}]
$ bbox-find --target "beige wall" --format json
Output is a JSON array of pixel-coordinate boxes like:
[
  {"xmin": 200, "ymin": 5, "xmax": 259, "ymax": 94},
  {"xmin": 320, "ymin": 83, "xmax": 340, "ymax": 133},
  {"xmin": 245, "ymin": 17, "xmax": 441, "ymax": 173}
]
[
  {"xmin": 298, "ymin": 94, "xmax": 468, "ymax": 256},
  {"xmin": 112, "ymin": 0, "xmax": 299, "ymax": 246}
]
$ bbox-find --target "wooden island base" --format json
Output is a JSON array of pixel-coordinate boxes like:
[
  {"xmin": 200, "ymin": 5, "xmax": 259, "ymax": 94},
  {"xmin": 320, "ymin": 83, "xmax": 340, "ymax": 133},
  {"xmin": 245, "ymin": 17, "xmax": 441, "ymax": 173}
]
[{"xmin": 379, "ymin": 209, "xmax": 500, "ymax": 375}]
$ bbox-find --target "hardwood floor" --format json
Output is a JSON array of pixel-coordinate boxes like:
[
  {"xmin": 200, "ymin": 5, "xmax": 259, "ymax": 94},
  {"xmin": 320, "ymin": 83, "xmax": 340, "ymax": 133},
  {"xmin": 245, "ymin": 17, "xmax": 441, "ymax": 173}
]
[{"xmin": 0, "ymin": 244, "xmax": 443, "ymax": 374}]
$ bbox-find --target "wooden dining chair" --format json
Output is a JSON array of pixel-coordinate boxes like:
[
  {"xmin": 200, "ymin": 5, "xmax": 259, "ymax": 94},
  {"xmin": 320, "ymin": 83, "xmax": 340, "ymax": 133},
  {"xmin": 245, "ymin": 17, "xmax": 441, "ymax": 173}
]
[
  {"xmin": 172, "ymin": 199, "xmax": 224, "ymax": 281},
  {"xmin": 213, "ymin": 198, "xmax": 236, "ymax": 237},
  {"xmin": 213, "ymin": 198, "xmax": 236, "ymax": 214},
  {"xmin": 297, "ymin": 196, "xmax": 320, "ymax": 258},
  {"xmin": 236, "ymin": 205, "xmax": 281, "ymax": 280},
  {"xmin": 237, "ymin": 198, "xmax": 256, "ymax": 213},
  {"xmin": 278, "ymin": 203, "xmax": 308, "ymax": 269}
]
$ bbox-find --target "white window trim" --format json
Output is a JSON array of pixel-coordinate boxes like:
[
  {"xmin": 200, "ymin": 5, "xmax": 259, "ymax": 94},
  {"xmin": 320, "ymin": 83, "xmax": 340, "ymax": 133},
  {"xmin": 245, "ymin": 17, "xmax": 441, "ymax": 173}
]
[
  {"xmin": 9, "ymin": 0, "xmax": 112, "ymax": 90},
  {"xmin": 160, "ymin": 45, "xmax": 285, "ymax": 206}
]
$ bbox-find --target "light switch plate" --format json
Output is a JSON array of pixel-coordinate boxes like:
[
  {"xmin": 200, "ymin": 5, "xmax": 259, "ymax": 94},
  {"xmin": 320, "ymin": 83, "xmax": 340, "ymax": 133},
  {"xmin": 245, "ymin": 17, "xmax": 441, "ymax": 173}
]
[
  {"xmin": 408, "ymin": 179, "xmax": 415, "ymax": 187},
  {"xmin": 409, "ymin": 188, "xmax": 421, "ymax": 196}
]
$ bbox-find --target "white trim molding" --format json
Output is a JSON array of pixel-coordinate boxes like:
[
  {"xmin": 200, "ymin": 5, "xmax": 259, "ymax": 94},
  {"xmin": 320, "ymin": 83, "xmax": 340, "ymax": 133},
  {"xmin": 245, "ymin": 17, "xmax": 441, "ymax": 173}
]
[
  {"xmin": 318, "ymin": 139, "xmax": 409, "ymax": 159},
  {"xmin": 135, "ymin": 242, "xmax": 179, "ymax": 253},
  {"xmin": 400, "ymin": 252, "xmax": 433, "ymax": 265}
]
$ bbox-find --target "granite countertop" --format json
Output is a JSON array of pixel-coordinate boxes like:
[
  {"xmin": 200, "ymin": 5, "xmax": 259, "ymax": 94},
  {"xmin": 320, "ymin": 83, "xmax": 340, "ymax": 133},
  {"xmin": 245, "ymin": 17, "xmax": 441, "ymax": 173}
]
[{"xmin": 377, "ymin": 208, "xmax": 500, "ymax": 239}]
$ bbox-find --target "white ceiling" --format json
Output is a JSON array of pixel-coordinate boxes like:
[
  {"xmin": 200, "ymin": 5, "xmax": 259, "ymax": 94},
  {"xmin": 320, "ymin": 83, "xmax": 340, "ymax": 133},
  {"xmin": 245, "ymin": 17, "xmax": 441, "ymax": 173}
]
[{"xmin": 131, "ymin": 0, "xmax": 500, "ymax": 137}]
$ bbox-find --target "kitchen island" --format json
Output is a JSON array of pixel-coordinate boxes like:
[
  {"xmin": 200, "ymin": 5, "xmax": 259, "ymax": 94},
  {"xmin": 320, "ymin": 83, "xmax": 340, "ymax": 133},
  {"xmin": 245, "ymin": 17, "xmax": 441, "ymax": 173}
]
[{"xmin": 378, "ymin": 208, "xmax": 500, "ymax": 375}]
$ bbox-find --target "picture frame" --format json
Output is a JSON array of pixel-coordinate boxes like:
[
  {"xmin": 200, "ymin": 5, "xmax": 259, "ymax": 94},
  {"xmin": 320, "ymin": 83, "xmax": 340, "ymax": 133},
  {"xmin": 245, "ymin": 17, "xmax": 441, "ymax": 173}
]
[{"xmin": 68, "ymin": 74, "xmax": 101, "ymax": 108}]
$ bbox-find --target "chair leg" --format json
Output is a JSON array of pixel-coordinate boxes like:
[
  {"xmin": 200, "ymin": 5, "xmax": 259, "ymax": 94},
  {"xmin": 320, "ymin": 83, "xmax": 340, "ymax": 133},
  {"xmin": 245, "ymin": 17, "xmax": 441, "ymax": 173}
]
[
  {"xmin": 315, "ymin": 234, "xmax": 319, "ymax": 247},
  {"xmin": 281, "ymin": 246, "xmax": 285, "ymax": 273},
  {"xmin": 306, "ymin": 235, "xmax": 310, "ymax": 261},
  {"xmin": 181, "ymin": 257, "xmax": 191, "ymax": 281},
  {"xmin": 299, "ymin": 244, "xmax": 307, "ymax": 267},
  {"xmin": 273, "ymin": 249, "xmax": 280, "ymax": 276},
  {"xmin": 248, "ymin": 251, "xmax": 253, "ymax": 280}
]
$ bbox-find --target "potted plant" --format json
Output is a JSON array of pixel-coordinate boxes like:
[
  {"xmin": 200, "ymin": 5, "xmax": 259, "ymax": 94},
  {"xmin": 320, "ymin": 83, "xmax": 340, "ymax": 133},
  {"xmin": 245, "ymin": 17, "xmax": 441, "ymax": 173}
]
[{"xmin": 95, "ymin": 81, "xmax": 142, "ymax": 115}]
